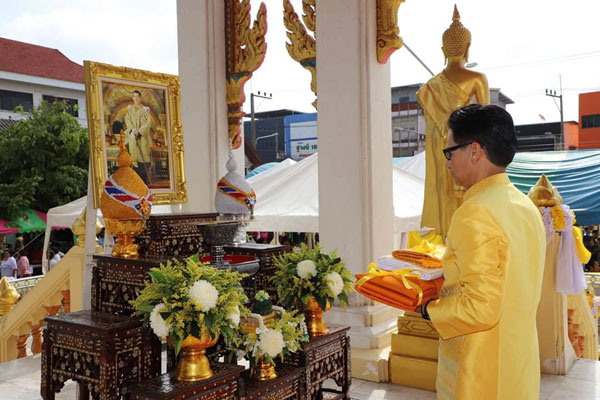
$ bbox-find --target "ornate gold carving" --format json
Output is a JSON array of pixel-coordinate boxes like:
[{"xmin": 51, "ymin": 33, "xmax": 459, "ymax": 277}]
[
  {"xmin": 376, "ymin": 0, "xmax": 405, "ymax": 64},
  {"xmin": 283, "ymin": 0, "xmax": 317, "ymax": 109},
  {"xmin": 396, "ymin": 312, "xmax": 439, "ymax": 339},
  {"xmin": 225, "ymin": 0, "xmax": 268, "ymax": 149},
  {"xmin": 84, "ymin": 60, "xmax": 188, "ymax": 208},
  {"xmin": 0, "ymin": 277, "xmax": 20, "ymax": 316}
]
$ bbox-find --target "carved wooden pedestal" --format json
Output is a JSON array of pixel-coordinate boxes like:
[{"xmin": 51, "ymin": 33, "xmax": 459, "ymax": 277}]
[
  {"xmin": 284, "ymin": 325, "xmax": 351, "ymax": 400},
  {"xmin": 238, "ymin": 364, "xmax": 305, "ymax": 400},
  {"xmin": 41, "ymin": 310, "xmax": 161, "ymax": 400},
  {"xmin": 389, "ymin": 312, "xmax": 439, "ymax": 391},
  {"xmin": 224, "ymin": 243, "xmax": 285, "ymax": 303},
  {"xmin": 92, "ymin": 255, "xmax": 164, "ymax": 315},
  {"xmin": 137, "ymin": 212, "xmax": 219, "ymax": 258},
  {"xmin": 128, "ymin": 362, "xmax": 245, "ymax": 400}
]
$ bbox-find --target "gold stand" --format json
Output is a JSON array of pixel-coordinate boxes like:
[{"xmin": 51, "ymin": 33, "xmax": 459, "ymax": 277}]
[
  {"xmin": 251, "ymin": 356, "xmax": 277, "ymax": 381},
  {"xmin": 104, "ymin": 218, "xmax": 145, "ymax": 258},
  {"xmin": 389, "ymin": 312, "xmax": 438, "ymax": 391}
]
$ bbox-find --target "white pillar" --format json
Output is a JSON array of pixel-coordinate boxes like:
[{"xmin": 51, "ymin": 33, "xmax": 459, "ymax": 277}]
[
  {"xmin": 317, "ymin": 0, "xmax": 398, "ymax": 382},
  {"xmin": 177, "ymin": 0, "xmax": 243, "ymax": 212}
]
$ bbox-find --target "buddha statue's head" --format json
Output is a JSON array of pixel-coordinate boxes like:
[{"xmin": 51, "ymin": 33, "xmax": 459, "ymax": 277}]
[{"xmin": 442, "ymin": 5, "xmax": 471, "ymax": 64}]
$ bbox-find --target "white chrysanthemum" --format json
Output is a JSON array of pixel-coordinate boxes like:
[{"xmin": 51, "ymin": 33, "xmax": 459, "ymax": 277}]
[
  {"xmin": 149, "ymin": 303, "xmax": 171, "ymax": 338},
  {"xmin": 259, "ymin": 329, "xmax": 285, "ymax": 358},
  {"xmin": 325, "ymin": 271, "xmax": 344, "ymax": 297},
  {"xmin": 227, "ymin": 306, "xmax": 240, "ymax": 326},
  {"xmin": 297, "ymin": 260, "xmax": 317, "ymax": 279},
  {"xmin": 189, "ymin": 280, "xmax": 219, "ymax": 312}
]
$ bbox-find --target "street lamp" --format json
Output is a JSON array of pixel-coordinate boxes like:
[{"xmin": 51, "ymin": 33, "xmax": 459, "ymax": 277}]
[
  {"xmin": 250, "ymin": 91, "xmax": 273, "ymax": 146},
  {"xmin": 255, "ymin": 132, "xmax": 279, "ymax": 161}
]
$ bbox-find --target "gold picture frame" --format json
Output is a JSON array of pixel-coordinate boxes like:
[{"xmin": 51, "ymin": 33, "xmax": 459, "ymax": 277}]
[{"xmin": 84, "ymin": 61, "xmax": 187, "ymax": 208}]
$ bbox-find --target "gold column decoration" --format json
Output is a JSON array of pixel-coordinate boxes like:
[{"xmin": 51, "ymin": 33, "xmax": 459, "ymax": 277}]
[
  {"xmin": 283, "ymin": 0, "xmax": 317, "ymax": 109},
  {"xmin": 0, "ymin": 277, "xmax": 20, "ymax": 316},
  {"xmin": 225, "ymin": 0, "xmax": 268, "ymax": 149},
  {"xmin": 71, "ymin": 207, "xmax": 103, "ymax": 248},
  {"xmin": 376, "ymin": 0, "xmax": 405, "ymax": 64}
]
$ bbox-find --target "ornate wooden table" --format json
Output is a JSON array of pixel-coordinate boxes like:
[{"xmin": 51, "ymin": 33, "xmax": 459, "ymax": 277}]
[
  {"xmin": 238, "ymin": 364, "xmax": 305, "ymax": 400},
  {"xmin": 127, "ymin": 362, "xmax": 245, "ymax": 400},
  {"xmin": 41, "ymin": 310, "xmax": 160, "ymax": 400},
  {"xmin": 284, "ymin": 325, "xmax": 351, "ymax": 400}
]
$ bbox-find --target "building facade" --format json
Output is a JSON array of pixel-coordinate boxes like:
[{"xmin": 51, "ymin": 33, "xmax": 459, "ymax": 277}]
[
  {"xmin": 574, "ymin": 91, "xmax": 600, "ymax": 150},
  {"xmin": 390, "ymin": 84, "xmax": 514, "ymax": 157},
  {"xmin": 0, "ymin": 38, "xmax": 87, "ymax": 128}
]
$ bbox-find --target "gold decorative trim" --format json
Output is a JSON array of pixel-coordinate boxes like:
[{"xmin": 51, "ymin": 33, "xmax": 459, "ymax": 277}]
[
  {"xmin": 84, "ymin": 61, "xmax": 187, "ymax": 208},
  {"xmin": 376, "ymin": 0, "xmax": 405, "ymax": 64},
  {"xmin": 397, "ymin": 312, "xmax": 439, "ymax": 339},
  {"xmin": 225, "ymin": 0, "xmax": 268, "ymax": 149},
  {"xmin": 283, "ymin": 0, "xmax": 317, "ymax": 109}
]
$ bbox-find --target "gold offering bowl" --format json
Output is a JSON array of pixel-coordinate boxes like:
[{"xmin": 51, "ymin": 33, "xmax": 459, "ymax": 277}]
[
  {"xmin": 304, "ymin": 297, "xmax": 331, "ymax": 337},
  {"xmin": 104, "ymin": 218, "xmax": 146, "ymax": 258},
  {"xmin": 175, "ymin": 332, "xmax": 220, "ymax": 382}
]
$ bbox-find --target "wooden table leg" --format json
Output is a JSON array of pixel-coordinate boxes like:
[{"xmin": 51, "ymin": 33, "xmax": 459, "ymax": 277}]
[{"xmin": 77, "ymin": 382, "xmax": 90, "ymax": 400}]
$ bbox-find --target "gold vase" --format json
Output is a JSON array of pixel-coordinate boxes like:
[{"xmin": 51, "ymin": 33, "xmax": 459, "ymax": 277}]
[
  {"xmin": 175, "ymin": 332, "xmax": 219, "ymax": 382},
  {"xmin": 251, "ymin": 355, "xmax": 277, "ymax": 381},
  {"xmin": 104, "ymin": 218, "xmax": 146, "ymax": 258},
  {"xmin": 304, "ymin": 297, "xmax": 331, "ymax": 337}
]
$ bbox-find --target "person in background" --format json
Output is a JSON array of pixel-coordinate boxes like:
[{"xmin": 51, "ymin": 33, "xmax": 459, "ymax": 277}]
[
  {"xmin": 49, "ymin": 250, "xmax": 63, "ymax": 269},
  {"xmin": 17, "ymin": 251, "xmax": 31, "ymax": 278},
  {"xmin": 0, "ymin": 249, "xmax": 17, "ymax": 278}
]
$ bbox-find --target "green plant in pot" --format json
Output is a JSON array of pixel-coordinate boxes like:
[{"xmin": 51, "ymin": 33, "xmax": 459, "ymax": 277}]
[
  {"xmin": 271, "ymin": 244, "xmax": 354, "ymax": 336},
  {"xmin": 131, "ymin": 258, "xmax": 247, "ymax": 381}
]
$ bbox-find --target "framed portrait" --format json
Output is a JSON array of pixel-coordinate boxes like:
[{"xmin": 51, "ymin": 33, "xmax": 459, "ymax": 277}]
[{"xmin": 84, "ymin": 61, "xmax": 187, "ymax": 208}]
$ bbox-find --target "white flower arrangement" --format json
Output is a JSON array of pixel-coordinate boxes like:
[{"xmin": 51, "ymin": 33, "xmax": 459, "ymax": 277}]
[
  {"xmin": 189, "ymin": 279, "xmax": 219, "ymax": 312},
  {"xmin": 272, "ymin": 244, "xmax": 354, "ymax": 311},
  {"xmin": 325, "ymin": 271, "xmax": 344, "ymax": 297},
  {"xmin": 149, "ymin": 303, "xmax": 171, "ymax": 338},
  {"xmin": 231, "ymin": 305, "xmax": 309, "ymax": 368},
  {"xmin": 297, "ymin": 259, "xmax": 317, "ymax": 279},
  {"xmin": 132, "ymin": 259, "xmax": 248, "ymax": 355}
]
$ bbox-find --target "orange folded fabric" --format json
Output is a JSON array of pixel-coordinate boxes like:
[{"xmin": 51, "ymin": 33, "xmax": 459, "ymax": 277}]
[
  {"xmin": 391, "ymin": 250, "xmax": 442, "ymax": 268},
  {"xmin": 355, "ymin": 272, "xmax": 444, "ymax": 312}
]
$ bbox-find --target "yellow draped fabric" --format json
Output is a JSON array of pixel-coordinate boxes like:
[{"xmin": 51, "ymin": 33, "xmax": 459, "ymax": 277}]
[
  {"xmin": 573, "ymin": 225, "xmax": 592, "ymax": 264},
  {"xmin": 427, "ymin": 174, "xmax": 546, "ymax": 400},
  {"xmin": 417, "ymin": 72, "xmax": 473, "ymax": 237}
]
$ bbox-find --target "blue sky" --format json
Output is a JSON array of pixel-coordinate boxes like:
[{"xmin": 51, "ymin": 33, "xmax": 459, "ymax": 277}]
[{"xmin": 0, "ymin": 0, "xmax": 598, "ymax": 125}]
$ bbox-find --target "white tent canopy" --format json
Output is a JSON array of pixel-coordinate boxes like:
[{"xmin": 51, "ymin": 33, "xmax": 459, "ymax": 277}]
[{"xmin": 247, "ymin": 152, "xmax": 425, "ymax": 234}]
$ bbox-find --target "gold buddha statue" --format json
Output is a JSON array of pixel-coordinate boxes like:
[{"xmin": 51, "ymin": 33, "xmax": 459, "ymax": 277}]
[{"xmin": 417, "ymin": 5, "xmax": 489, "ymax": 238}]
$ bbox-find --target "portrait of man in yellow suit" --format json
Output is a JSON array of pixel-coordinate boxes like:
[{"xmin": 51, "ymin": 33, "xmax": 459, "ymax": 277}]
[
  {"xmin": 125, "ymin": 89, "xmax": 153, "ymax": 185},
  {"xmin": 416, "ymin": 104, "xmax": 546, "ymax": 399}
]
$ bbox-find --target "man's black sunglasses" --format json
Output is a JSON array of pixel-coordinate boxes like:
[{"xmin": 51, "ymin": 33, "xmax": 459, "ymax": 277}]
[{"xmin": 442, "ymin": 142, "xmax": 473, "ymax": 161}]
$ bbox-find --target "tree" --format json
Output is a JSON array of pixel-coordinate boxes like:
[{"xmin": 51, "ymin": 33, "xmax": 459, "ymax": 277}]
[{"xmin": 0, "ymin": 101, "xmax": 88, "ymax": 220}]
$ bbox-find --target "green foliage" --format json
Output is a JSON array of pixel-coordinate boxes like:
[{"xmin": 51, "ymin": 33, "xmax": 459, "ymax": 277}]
[
  {"xmin": 131, "ymin": 257, "xmax": 248, "ymax": 355},
  {"xmin": 0, "ymin": 101, "xmax": 88, "ymax": 219},
  {"xmin": 271, "ymin": 244, "xmax": 354, "ymax": 311}
]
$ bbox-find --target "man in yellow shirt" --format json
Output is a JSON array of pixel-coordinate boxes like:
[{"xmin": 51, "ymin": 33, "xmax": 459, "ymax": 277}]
[
  {"xmin": 125, "ymin": 90, "xmax": 153, "ymax": 185},
  {"xmin": 417, "ymin": 104, "xmax": 546, "ymax": 399}
]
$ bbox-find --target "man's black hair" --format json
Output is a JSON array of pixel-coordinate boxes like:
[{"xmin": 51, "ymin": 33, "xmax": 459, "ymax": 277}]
[
  {"xmin": 448, "ymin": 104, "xmax": 517, "ymax": 167},
  {"xmin": 133, "ymin": 90, "xmax": 142, "ymax": 96}
]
